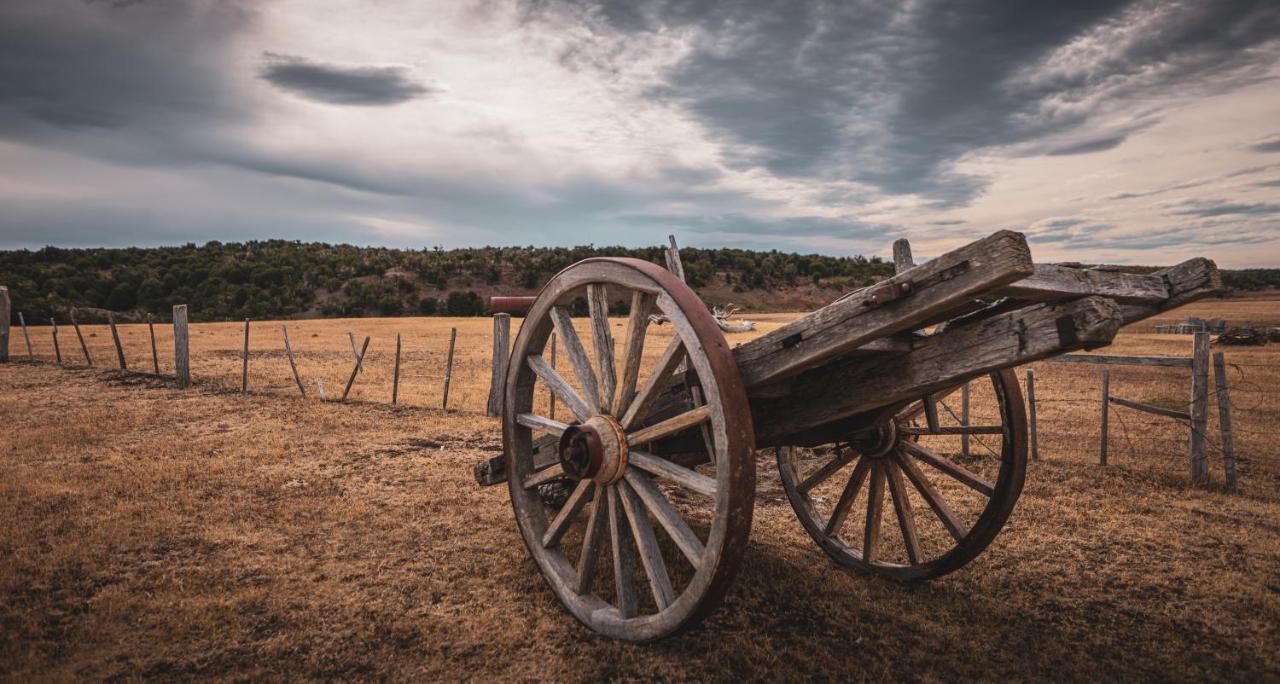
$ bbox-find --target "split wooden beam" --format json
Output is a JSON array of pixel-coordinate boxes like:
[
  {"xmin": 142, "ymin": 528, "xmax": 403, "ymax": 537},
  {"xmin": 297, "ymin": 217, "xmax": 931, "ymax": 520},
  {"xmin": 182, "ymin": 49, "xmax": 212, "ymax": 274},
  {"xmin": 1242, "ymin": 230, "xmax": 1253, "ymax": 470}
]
[
  {"xmin": 1117, "ymin": 258, "xmax": 1223, "ymax": 327},
  {"xmin": 749, "ymin": 296, "xmax": 1124, "ymax": 446},
  {"xmin": 733, "ymin": 230, "xmax": 1035, "ymax": 387},
  {"xmin": 996, "ymin": 264, "xmax": 1169, "ymax": 304}
]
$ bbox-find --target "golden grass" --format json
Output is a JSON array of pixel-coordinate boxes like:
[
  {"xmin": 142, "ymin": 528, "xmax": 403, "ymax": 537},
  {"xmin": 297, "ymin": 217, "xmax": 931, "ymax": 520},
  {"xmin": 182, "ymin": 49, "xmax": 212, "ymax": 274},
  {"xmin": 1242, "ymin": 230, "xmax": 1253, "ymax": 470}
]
[{"xmin": 2, "ymin": 299, "xmax": 1278, "ymax": 680}]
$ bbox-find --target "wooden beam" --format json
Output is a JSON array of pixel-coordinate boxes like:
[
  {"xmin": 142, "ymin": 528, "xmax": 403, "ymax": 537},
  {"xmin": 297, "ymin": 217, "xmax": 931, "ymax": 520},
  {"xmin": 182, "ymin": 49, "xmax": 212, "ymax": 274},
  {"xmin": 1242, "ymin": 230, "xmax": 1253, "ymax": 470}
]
[
  {"xmin": 892, "ymin": 238, "xmax": 913, "ymax": 273},
  {"xmin": 1045, "ymin": 354, "xmax": 1191, "ymax": 368},
  {"xmin": 733, "ymin": 231, "xmax": 1035, "ymax": 387},
  {"xmin": 487, "ymin": 313, "xmax": 512, "ymax": 416},
  {"xmin": 750, "ymin": 296, "xmax": 1123, "ymax": 446},
  {"xmin": 1117, "ymin": 258, "xmax": 1223, "ymax": 327},
  {"xmin": 995, "ymin": 264, "xmax": 1168, "ymax": 304}
]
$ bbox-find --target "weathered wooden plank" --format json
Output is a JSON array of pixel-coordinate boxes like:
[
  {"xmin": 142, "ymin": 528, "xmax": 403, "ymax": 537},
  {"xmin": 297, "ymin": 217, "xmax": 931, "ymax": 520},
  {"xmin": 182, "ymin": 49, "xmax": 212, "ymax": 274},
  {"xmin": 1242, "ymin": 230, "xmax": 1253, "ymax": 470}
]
[
  {"xmin": 1189, "ymin": 331, "xmax": 1210, "ymax": 482},
  {"xmin": 751, "ymin": 296, "xmax": 1123, "ymax": 446},
  {"xmin": 1109, "ymin": 395, "xmax": 1190, "ymax": 421},
  {"xmin": 172, "ymin": 304, "xmax": 190, "ymax": 388},
  {"xmin": 1045, "ymin": 354, "xmax": 1191, "ymax": 367},
  {"xmin": 1117, "ymin": 258, "xmax": 1223, "ymax": 326},
  {"xmin": 733, "ymin": 231, "xmax": 1034, "ymax": 387},
  {"xmin": 995, "ymin": 264, "xmax": 1168, "ymax": 304},
  {"xmin": 892, "ymin": 238, "xmax": 913, "ymax": 273},
  {"xmin": 1212, "ymin": 352, "xmax": 1237, "ymax": 492}
]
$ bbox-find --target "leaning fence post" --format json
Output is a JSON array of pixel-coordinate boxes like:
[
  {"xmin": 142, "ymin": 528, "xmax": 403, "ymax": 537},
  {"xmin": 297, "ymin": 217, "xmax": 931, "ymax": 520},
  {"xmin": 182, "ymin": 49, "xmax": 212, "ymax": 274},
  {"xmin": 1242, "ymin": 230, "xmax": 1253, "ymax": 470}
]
[
  {"xmin": 1189, "ymin": 331, "xmax": 1210, "ymax": 483},
  {"xmin": 1212, "ymin": 351, "xmax": 1237, "ymax": 492},
  {"xmin": 281, "ymin": 324, "xmax": 306, "ymax": 398},
  {"xmin": 241, "ymin": 317, "xmax": 250, "ymax": 393},
  {"xmin": 341, "ymin": 336, "xmax": 370, "ymax": 402},
  {"xmin": 172, "ymin": 304, "xmax": 190, "ymax": 388},
  {"xmin": 392, "ymin": 333, "xmax": 402, "ymax": 405},
  {"xmin": 108, "ymin": 312, "xmax": 127, "ymax": 370},
  {"xmin": 0, "ymin": 285, "xmax": 9, "ymax": 362},
  {"xmin": 1099, "ymin": 368, "xmax": 1110, "ymax": 466},
  {"xmin": 348, "ymin": 331, "xmax": 364, "ymax": 374},
  {"xmin": 70, "ymin": 308, "xmax": 92, "ymax": 366},
  {"xmin": 487, "ymin": 313, "xmax": 511, "ymax": 416},
  {"xmin": 1026, "ymin": 369, "xmax": 1039, "ymax": 461},
  {"xmin": 18, "ymin": 312, "xmax": 33, "ymax": 360},
  {"xmin": 960, "ymin": 382, "xmax": 971, "ymax": 458},
  {"xmin": 147, "ymin": 314, "xmax": 159, "ymax": 374},
  {"xmin": 442, "ymin": 327, "xmax": 457, "ymax": 410},
  {"xmin": 50, "ymin": 318, "xmax": 62, "ymax": 365}
]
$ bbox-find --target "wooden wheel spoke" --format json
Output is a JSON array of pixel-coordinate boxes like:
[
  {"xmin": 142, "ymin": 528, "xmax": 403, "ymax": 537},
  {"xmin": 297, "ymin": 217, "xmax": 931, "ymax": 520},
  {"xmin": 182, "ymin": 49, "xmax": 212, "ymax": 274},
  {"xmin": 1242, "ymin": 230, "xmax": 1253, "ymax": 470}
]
[
  {"xmin": 618, "ymin": 479, "xmax": 676, "ymax": 611},
  {"xmin": 516, "ymin": 413, "xmax": 569, "ymax": 436},
  {"xmin": 522, "ymin": 463, "xmax": 565, "ymax": 490},
  {"xmin": 550, "ymin": 306, "xmax": 601, "ymax": 414},
  {"xmin": 587, "ymin": 284, "xmax": 617, "ymax": 411},
  {"xmin": 527, "ymin": 355, "xmax": 592, "ymax": 422},
  {"xmin": 541, "ymin": 480, "xmax": 595, "ymax": 548},
  {"xmin": 613, "ymin": 292, "xmax": 655, "ymax": 415},
  {"xmin": 607, "ymin": 486, "xmax": 638, "ymax": 618},
  {"xmin": 798, "ymin": 447, "xmax": 857, "ymax": 494},
  {"xmin": 624, "ymin": 467, "xmax": 704, "ymax": 569},
  {"xmin": 885, "ymin": 461, "xmax": 922, "ymax": 565},
  {"xmin": 824, "ymin": 457, "xmax": 872, "ymax": 537},
  {"xmin": 901, "ymin": 441, "xmax": 995, "ymax": 497},
  {"xmin": 574, "ymin": 487, "xmax": 608, "ymax": 595},
  {"xmin": 629, "ymin": 451, "xmax": 717, "ymax": 498},
  {"xmin": 620, "ymin": 337, "xmax": 686, "ymax": 430},
  {"xmin": 626, "ymin": 405, "xmax": 711, "ymax": 446},
  {"xmin": 894, "ymin": 449, "xmax": 966, "ymax": 541},
  {"xmin": 863, "ymin": 462, "xmax": 886, "ymax": 563}
]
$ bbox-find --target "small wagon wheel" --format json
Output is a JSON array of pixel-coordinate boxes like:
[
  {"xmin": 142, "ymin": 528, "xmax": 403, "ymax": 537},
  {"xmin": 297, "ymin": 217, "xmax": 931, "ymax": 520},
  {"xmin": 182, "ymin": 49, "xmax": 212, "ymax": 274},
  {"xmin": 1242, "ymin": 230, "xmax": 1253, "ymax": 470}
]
[
  {"xmin": 505, "ymin": 258, "xmax": 755, "ymax": 642},
  {"xmin": 777, "ymin": 369, "xmax": 1027, "ymax": 581}
]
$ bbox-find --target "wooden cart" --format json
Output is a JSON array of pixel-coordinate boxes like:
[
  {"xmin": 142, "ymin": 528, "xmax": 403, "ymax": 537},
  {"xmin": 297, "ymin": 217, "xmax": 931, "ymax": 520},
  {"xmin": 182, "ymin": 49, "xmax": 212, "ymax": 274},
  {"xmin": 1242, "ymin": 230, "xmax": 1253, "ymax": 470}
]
[{"xmin": 473, "ymin": 230, "xmax": 1221, "ymax": 642}]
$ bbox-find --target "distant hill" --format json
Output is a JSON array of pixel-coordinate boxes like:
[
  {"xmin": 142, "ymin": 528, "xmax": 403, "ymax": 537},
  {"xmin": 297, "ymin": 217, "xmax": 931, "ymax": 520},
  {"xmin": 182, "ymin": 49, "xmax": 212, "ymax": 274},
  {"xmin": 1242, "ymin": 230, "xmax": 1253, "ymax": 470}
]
[
  {"xmin": 0, "ymin": 241, "xmax": 894, "ymax": 322},
  {"xmin": 1, "ymin": 241, "xmax": 1273, "ymax": 323}
]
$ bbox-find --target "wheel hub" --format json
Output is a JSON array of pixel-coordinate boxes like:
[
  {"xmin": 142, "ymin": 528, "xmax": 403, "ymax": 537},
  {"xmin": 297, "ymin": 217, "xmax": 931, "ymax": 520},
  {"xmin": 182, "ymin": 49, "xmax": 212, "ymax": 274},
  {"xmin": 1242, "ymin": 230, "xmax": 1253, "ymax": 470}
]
[
  {"xmin": 557, "ymin": 414, "xmax": 629, "ymax": 486},
  {"xmin": 849, "ymin": 420, "xmax": 898, "ymax": 458}
]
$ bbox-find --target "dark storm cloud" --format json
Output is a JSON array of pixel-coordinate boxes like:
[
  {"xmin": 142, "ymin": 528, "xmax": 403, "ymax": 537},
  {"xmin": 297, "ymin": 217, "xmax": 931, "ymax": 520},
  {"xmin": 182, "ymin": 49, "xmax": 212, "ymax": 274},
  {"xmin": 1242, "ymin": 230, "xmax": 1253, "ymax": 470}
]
[
  {"xmin": 1252, "ymin": 138, "xmax": 1280, "ymax": 153},
  {"xmin": 259, "ymin": 53, "xmax": 438, "ymax": 106},
  {"xmin": 527, "ymin": 0, "xmax": 1280, "ymax": 206}
]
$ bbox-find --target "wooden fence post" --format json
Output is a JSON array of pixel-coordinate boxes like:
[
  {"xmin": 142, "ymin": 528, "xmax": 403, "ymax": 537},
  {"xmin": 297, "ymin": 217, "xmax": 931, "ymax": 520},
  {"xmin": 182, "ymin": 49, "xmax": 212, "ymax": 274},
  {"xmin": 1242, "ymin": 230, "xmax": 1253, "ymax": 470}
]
[
  {"xmin": 18, "ymin": 312, "xmax": 33, "ymax": 360},
  {"xmin": 442, "ymin": 327, "xmax": 457, "ymax": 410},
  {"xmin": 281, "ymin": 325, "xmax": 306, "ymax": 398},
  {"xmin": 549, "ymin": 332, "xmax": 557, "ymax": 420},
  {"xmin": 147, "ymin": 314, "xmax": 160, "ymax": 374},
  {"xmin": 0, "ymin": 285, "xmax": 8, "ymax": 362},
  {"xmin": 70, "ymin": 308, "xmax": 92, "ymax": 366},
  {"xmin": 892, "ymin": 238, "xmax": 914, "ymax": 273},
  {"xmin": 1099, "ymin": 368, "xmax": 1110, "ymax": 466},
  {"xmin": 1189, "ymin": 331, "xmax": 1210, "ymax": 483},
  {"xmin": 1026, "ymin": 369, "xmax": 1038, "ymax": 461},
  {"xmin": 1212, "ymin": 351, "xmax": 1237, "ymax": 492},
  {"xmin": 341, "ymin": 336, "xmax": 370, "ymax": 402},
  {"xmin": 316, "ymin": 378, "xmax": 327, "ymax": 401},
  {"xmin": 108, "ymin": 312, "xmax": 127, "ymax": 370},
  {"xmin": 241, "ymin": 318, "xmax": 250, "ymax": 393},
  {"xmin": 50, "ymin": 318, "xmax": 62, "ymax": 365},
  {"xmin": 392, "ymin": 333, "xmax": 402, "ymax": 405},
  {"xmin": 348, "ymin": 331, "xmax": 364, "ymax": 374},
  {"xmin": 960, "ymin": 382, "xmax": 971, "ymax": 457},
  {"xmin": 665, "ymin": 235, "xmax": 686, "ymax": 282},
  {"xmin": 487, "ymin": 313, "xmax": 511, "ymax": 416},
  {"xmin": 173, "ymin": 304, "xmax": 190, "ymax": 388}
]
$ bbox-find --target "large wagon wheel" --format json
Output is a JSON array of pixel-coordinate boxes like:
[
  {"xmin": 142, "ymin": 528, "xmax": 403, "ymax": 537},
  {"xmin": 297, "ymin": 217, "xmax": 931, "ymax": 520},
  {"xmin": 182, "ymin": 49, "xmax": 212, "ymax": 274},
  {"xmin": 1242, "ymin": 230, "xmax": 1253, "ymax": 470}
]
[
  {"xmin": 777, "ymin": 369, "xmax": 1027, "ymax": 581},
  {"xmin": 504, "ymin": 258, "xmax": 755, "ymax": 642}
]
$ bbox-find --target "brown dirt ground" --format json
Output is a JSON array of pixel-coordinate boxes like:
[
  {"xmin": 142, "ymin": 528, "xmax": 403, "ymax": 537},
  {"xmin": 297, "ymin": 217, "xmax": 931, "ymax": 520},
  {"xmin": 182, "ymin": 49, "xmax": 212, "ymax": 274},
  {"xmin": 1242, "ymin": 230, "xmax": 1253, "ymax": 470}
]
[{"xmin": 2, "ymin": 298, "xmax": 1279, "ymax": 681}]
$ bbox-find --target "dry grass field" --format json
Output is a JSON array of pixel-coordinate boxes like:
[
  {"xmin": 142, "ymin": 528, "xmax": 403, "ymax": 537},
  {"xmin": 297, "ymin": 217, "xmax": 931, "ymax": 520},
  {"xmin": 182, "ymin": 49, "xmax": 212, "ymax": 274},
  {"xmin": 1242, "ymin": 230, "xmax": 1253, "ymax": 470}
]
[{"xmin": 2, "ymin": 296, "xmax": 1279, "ymax": 680}]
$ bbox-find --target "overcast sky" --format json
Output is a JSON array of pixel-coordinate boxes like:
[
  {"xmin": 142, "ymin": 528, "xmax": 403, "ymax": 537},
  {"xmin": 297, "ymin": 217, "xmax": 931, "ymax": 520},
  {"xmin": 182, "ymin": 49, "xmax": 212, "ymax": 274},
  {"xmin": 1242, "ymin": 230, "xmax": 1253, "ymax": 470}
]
[{"xmin": 1, "ymin": 0, "xmax": 1278, "ymax": 266}]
